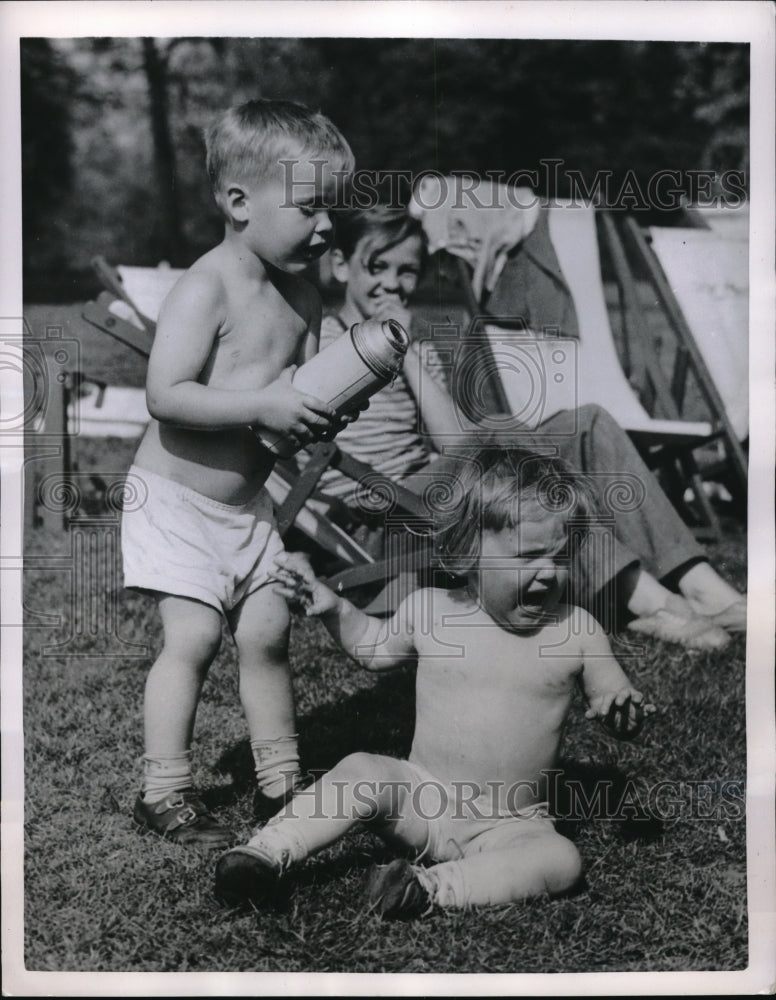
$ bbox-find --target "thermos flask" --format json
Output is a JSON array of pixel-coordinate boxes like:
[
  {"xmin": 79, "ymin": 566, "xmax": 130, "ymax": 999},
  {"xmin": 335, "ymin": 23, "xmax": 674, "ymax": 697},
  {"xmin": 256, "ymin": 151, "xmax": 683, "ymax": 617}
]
[{"xmin": 254, "ymin": 317, "xmax": 409, "ymax": 457}]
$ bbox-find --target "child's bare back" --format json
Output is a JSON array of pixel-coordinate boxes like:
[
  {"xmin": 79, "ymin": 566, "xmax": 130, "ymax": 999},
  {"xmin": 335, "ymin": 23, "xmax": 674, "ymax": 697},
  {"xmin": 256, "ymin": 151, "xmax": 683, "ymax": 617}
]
[{"xmin": 134, "ymin": 241, "xmax": 324, "ymax": 504}]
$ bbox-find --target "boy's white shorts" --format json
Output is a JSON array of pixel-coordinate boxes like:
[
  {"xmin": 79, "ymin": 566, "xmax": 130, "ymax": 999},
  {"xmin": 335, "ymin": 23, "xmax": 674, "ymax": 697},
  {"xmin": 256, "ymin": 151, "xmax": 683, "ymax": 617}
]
[{"xmin": 121, "ymin": 465, "xmax": 284, "ymax": 613}]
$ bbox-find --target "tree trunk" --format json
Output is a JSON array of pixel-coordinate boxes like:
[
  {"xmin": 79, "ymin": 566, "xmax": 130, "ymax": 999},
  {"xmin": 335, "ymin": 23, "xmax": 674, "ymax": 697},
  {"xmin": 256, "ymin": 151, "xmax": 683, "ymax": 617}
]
[{"xmin": 142, "ymin": 38, "xmax": 186, "ymax": 264}]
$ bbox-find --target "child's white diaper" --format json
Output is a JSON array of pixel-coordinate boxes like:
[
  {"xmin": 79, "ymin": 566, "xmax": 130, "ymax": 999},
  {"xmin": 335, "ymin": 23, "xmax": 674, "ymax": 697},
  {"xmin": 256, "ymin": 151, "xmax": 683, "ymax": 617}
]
[{"xmin": 379, "ymin": 758, "xmax": 555, "ymax": 863}]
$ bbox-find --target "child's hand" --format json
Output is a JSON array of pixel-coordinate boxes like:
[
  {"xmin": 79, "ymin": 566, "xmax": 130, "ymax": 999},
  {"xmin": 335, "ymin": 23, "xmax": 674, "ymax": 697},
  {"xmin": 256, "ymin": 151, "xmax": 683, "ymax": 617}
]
[
  {"xmin": 271, "ymin": 552, "xmax": 340, "ymax": 617},
  {"xmin": 373, "ymin": 296, "xmax": 413, "ymax": 335},
  {"xmin": 255, "ymin": 367, "xmax": 338, "ymax": 446},
  {"xmin": 339, "ymin": 399, "xmax": 371, "ymax": 426},
  {"xmin": 585, "ymin": 687, "xmax": 656, "ymax": 741},
  {"xmin": 442, "ymin": 234, "xmax": 483, "ymax": 268},
  {"xmin": 316, "ymin": 401, "xmax": 370, "ymax": 441}
]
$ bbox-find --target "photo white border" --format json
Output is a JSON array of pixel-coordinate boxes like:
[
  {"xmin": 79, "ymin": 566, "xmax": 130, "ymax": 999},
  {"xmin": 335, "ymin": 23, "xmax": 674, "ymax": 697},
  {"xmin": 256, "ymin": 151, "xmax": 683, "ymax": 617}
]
[{"xmin": 2, "ymin": 2, "xmax": 774, "ymax": 996}]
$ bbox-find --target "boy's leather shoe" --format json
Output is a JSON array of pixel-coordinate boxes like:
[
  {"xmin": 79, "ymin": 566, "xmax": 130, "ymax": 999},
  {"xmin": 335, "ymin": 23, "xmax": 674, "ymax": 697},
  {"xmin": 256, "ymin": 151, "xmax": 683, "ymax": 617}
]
[
  {"xmin": 214, "ymin": 842, "xmax": 286, "ymax": 907},
  {"xmin": 364, "ymin": 859, "xmax": 432, "ymax": 919},
  {"xmin": 133, "ymin": 789, "xmax": 236, "ymax": 848}
]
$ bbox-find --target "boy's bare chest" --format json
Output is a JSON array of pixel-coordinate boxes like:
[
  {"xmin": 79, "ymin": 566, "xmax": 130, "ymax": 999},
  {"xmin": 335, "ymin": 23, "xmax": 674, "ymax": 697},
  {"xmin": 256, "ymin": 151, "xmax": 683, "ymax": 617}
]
[{"xmin": 206, "ymin": 288, "xmax": 308, "ymax": 385}]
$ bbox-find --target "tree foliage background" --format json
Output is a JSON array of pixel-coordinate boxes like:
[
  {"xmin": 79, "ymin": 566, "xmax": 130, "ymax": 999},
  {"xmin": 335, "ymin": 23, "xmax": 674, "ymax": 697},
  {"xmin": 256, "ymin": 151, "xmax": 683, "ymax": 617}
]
[{"xmin": 20, "ymin": 36, "xmax": 749, "ymax": 300}]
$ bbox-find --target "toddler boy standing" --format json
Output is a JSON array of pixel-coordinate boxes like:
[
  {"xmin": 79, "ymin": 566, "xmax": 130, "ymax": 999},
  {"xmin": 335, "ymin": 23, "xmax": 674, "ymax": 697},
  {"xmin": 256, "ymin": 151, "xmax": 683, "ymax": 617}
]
[{"xmin": 122, "ymin": 99, "xmax": 354, "ymax": 846}]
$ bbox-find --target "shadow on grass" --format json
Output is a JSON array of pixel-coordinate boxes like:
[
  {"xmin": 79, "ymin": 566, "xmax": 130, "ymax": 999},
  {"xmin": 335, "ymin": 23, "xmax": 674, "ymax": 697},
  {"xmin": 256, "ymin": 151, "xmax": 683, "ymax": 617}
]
[
  {"xmin": 213, "ymin": 667, "xmax": 416, "ymax": 792},
  {"xmin": 552, "ymin": 758, "xmax": 665, "ymax": 843}
]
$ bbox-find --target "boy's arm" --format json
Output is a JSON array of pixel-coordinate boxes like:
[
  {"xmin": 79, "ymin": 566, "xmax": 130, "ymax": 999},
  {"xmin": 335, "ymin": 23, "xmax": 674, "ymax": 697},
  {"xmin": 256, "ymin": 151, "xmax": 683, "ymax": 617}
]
[
  {"xmin": 299, "ymin": 291, "xmax": 322, "ymax": 365},
  {"xmin": 575, "ymin": 607, "xmax": 656, "ymax": 740},
  {"xmin": 146, "ymin": 272, "xmax": 337, "ymax": 436},
  {"xmin": 272, "ymin": 552, "xmax": 417, "ymax": 671}
]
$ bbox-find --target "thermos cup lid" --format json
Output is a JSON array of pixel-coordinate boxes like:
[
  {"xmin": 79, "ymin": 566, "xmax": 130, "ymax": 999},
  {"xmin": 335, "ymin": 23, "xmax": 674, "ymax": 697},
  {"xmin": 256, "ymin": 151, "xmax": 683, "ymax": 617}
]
[{"xmin": 350, "ymin": 318, "xmax": 409, "ymax": 382}]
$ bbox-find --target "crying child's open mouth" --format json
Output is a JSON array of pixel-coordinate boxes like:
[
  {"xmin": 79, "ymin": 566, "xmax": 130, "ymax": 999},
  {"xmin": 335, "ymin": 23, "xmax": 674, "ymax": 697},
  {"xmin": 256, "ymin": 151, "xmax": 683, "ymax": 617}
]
[
  {"xmin": 301, "ymin": 243, "xmax": 329, "ymax": 262},
  {"xmin": 514, "ymin": 590, "xmax": 560, "ymax": 620},
  {"xmin": 523, "ymin": 589, "xmax": 554, "ymax": 608}
]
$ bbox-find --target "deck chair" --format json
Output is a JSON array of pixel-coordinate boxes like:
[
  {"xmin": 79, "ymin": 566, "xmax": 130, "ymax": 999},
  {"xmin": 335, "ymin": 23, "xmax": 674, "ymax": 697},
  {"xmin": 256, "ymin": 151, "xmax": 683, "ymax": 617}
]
[
  {"xmin": 81, "ymin": 257, "xmax": 439, "ymax": 602},
  {"xmin": 629, "ymin": 214, "xmax": 749, "ymax": 444},
  {"xmin": 409, "ymin": 176, "xmax": 747, "ymax": 534}
]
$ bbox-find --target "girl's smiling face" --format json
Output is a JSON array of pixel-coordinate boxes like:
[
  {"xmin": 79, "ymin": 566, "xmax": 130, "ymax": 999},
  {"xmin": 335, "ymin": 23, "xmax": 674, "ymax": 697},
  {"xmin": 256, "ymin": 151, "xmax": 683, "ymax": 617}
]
[
  {"xmin": 333, "ymin": 233, "xmax": 424, "ymax": 322},
  {"xmin": 471, "ymin": 511, "xmax": 572, "ymax": 632}
]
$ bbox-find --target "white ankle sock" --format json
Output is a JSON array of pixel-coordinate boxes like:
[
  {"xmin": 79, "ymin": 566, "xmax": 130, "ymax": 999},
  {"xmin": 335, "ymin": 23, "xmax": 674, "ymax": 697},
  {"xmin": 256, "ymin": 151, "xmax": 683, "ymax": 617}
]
[
  {"xmin": 248, "ymin": 819, "xmax": 310, "ymax": 869},
  {"xmin": 250, "ymin": 735, "xmax": 301, "ymax": 798},
  {"xmin": 141, "ymin": 751, "xmax": 193, "ymax": 802}
]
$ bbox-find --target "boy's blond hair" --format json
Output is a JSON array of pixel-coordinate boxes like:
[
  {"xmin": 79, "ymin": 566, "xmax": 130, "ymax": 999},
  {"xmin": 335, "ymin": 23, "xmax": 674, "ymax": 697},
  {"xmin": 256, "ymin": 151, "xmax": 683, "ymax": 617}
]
[{"xmin": 204, "ymin": 98, "xmax": 354, "ymax": 212}]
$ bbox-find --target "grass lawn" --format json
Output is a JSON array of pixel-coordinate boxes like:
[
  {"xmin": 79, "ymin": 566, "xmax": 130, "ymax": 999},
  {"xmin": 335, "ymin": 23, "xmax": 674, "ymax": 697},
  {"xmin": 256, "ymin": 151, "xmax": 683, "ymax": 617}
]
[{"xmin": 16, "ymin": 303, "xmax": 749, "ymax": 976}]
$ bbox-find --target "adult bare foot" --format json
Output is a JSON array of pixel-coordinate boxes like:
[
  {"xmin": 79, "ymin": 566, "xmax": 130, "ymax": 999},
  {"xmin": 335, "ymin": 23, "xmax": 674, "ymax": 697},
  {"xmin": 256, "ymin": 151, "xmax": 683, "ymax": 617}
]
[
  {"xmin": 677, "ymin": 561, "xmax": 746, "ymax": 628},
  {"xmin": 627, "ymin": 606, "xmax": 730, "ymax": 651},
  {"xmin": 708, "ymin": 599, "xmax": 747, "ymax": 632}
]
